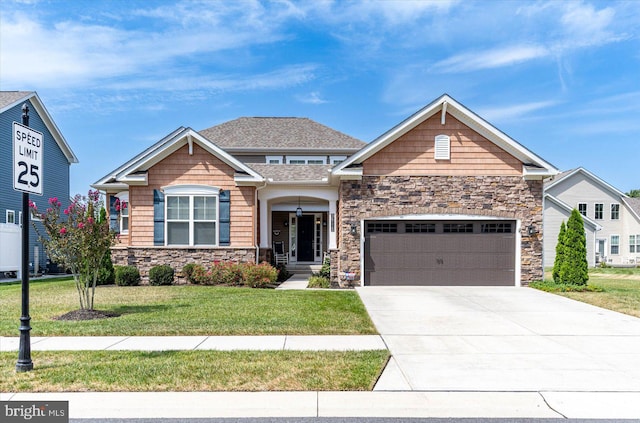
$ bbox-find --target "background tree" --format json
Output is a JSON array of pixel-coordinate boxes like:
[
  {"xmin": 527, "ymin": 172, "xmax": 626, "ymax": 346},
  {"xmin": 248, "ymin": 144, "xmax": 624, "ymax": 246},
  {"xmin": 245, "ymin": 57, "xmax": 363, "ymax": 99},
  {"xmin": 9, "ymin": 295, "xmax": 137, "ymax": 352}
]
[
  {"xmin": 558, "ymin": 209, "xmax": 589, "ymax": 285},
  {"xmin": 552, "ymin": 221, "xmax": 566, "ymax": 283},
  {"xmin": 31, "ymin": 190, "xmax": 116, "ymax": 310},
  {"xmin": 627, "ymin": 189, "xmax": 640, "ymax": 198}
]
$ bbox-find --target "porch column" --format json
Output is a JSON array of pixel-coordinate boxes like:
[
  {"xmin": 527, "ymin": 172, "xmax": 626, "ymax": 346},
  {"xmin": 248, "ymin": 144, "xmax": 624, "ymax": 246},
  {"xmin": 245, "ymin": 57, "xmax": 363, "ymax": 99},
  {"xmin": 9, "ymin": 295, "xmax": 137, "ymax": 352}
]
[
  {"xmin": 260, "ymin": 197, "xmax": 270, "ymax": 248},
  {"xmin": 329, "ymin": 199, "xmax": 337, "ymax": 249}
]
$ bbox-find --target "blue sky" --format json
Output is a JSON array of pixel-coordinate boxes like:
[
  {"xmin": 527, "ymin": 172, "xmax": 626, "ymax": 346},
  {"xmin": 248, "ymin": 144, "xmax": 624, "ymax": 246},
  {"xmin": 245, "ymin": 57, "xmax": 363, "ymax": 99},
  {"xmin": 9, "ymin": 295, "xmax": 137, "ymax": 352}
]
[{"xmin": 1, "ymin": 0, "xmax": 639, "ymax": 196}]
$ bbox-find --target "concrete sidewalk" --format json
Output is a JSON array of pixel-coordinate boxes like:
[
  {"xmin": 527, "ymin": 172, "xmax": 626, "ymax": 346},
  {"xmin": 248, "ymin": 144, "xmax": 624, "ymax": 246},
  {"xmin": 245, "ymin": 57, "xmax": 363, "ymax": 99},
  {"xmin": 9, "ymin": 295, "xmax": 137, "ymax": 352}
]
[
  {"xmin": 0, "ymin": 335, "xmax": 385, "ymax": 352},
  {"xmin": 2, "ymin": 391, "xmax": 640, "ymax": 419}
]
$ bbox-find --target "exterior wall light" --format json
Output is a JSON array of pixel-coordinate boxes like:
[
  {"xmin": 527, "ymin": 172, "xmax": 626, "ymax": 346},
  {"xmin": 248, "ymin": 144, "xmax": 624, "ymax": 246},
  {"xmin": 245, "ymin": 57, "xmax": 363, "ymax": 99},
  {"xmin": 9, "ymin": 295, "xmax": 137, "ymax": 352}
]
[
  {"xmin": 527, "ymin": 224, "xmax": 539, "ymax": 235},
  {"xmin": 350, "ymin": 223, "xmax": 358, "ymax": 236}
]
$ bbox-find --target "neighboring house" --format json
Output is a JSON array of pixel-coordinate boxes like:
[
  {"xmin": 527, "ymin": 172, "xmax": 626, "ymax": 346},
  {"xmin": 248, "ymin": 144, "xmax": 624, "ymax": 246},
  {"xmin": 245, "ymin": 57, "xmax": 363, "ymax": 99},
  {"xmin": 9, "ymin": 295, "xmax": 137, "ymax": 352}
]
[
  {"xmin": 0, "ymin": 91, "xmax": 78, "ymax": 274},
  {"xmin": 93, "ymin": 94, "xmax": 558, "ymax": 286},
  {"xmin": 544, "ymin": 167, "xmax": 640, "ymax": 267}
]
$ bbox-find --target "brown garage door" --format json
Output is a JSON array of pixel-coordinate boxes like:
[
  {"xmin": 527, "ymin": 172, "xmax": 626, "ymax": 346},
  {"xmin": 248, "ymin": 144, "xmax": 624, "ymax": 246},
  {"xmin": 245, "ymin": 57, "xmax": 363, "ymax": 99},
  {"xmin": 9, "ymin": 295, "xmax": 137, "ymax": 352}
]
[{"xmin": 364, "ymin": 220, "xmax": 516, "ymax": 286}]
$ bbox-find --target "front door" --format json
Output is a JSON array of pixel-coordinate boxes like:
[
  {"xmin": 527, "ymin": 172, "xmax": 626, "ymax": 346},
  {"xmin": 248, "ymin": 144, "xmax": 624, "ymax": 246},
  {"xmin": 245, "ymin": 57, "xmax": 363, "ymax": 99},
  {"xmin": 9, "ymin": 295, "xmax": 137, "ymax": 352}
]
[{"xmin": 297, "ymin": 215, "xmax": 315, "ymax": 261}]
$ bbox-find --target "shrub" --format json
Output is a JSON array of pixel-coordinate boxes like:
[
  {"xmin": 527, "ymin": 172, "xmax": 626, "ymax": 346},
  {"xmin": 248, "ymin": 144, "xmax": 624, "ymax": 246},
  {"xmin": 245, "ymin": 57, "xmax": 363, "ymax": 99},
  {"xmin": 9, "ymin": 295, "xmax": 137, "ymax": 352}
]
[
  {"xmin": 149, "ymin": 264, "xmax": 174, "ymax": 286},
  {"xmin": 275, "ymin": 263, "xmax": 290, "ymax": 282},
  {"xmin": 552, "ymin": 221, "xmax": 566, "ymax": 283},
  {"xmin": 210, "ymin": 261, "xmax": 244, "ymax": 285},
  {"xmin": 558, "ymin": 209, "xmax": 589, "ymax": 285},
  {"xmin": 182, "ymin": 263, "xmax": 199, "ymax": 284},
  {"xmin": 242, "ymin": 262, "xmax": 278, "ymax": 288},
  {"xmin": 115, "ymin": 265, "xmax": 140, "ymax": 286},
  {"xmin": 318, "ymin": 255, "xmax": 331, "ymax": 279},
  {"xmin": 96, "ymin": 249, "xmax": 115, "ymax": 285},
  {"xmin": 308, "ymin": 275, "xmax": 330, "ymax": 289},
  {"xmin": 190, "ymin": 264, "xmax": 210, "ymax": 285}
]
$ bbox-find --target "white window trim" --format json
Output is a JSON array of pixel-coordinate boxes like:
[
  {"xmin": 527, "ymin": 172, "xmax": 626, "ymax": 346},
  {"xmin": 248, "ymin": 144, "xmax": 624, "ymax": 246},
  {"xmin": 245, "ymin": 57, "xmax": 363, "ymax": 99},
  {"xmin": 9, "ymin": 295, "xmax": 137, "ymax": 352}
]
[
  {"xmin": 286, "ymin": 156, "xmax": 327, "ymax": 165},
  {"xmin": 630, "ymin": 234, "xmax": 640, "ymax": 254},
  {"xmin": 610, "ymin": 234, "xmax": 620, "ymax": 255},
  {"xmin": 115, "ymin": 191, "xmax": 129, "ymax": 234},
  {"xmin": 6, "ymin": 210, "xmax": 15, "ymax": 224},
  {"xmin": 29, "ymin": 202, "xmax": 41, "ymax": 221},
  {"xmin": 434, "ymin": 134, "xmax": 451, "ymax": 160},
  {"xmin": 610, "ymin": 203, "xmax": 620, "ymax": 220},
  {"xmin": 163, "ymin": 185, "xmax": 220, "ymax": 247},
  {"xmin": 266, "ymin": 155, "xmax": 283, "ymax": 164}
]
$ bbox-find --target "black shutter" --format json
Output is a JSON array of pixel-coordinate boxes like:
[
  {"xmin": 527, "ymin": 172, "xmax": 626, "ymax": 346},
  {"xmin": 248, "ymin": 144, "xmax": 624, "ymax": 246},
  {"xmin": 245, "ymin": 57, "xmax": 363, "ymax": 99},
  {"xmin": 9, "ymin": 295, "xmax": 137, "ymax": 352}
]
[
  {"xmin": 219, "ymin": 190, "xmax": 230, "ymax": 246},
  {"xmin": 153, "ymin": 189, "xmax": 165, "ymax": 245},
  {"xmin": 109, "ymin": 196, "xmax": 119, "ymax": 233}
]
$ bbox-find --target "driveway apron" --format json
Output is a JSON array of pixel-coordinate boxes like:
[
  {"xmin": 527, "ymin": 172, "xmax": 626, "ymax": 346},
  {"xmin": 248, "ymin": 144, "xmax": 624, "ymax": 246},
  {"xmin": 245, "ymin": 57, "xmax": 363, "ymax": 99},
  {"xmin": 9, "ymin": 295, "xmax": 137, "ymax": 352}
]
[{"xmin": 357, "ymin": 286, "xmax": 640, "ymax": 392}]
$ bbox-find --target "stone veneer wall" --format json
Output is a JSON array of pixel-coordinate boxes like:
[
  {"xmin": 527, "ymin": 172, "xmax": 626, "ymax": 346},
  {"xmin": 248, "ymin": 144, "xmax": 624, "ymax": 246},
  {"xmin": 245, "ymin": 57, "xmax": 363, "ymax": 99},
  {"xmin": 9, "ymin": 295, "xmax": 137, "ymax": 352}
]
[
  {"xmin": 111, "ymin": 247, "xmax": 257, "ymax": 283},
  {"xmin": 336, "ymin": 175, "xmax": 544, "ymax": 287}
]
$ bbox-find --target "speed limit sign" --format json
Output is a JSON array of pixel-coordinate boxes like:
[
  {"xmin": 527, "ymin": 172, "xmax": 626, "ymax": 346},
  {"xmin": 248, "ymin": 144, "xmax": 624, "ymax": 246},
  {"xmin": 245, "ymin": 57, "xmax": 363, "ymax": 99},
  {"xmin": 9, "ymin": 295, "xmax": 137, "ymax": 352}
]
[{"xmin": 13, "ymin": 121, "xmax": 43, "ymax": 196}]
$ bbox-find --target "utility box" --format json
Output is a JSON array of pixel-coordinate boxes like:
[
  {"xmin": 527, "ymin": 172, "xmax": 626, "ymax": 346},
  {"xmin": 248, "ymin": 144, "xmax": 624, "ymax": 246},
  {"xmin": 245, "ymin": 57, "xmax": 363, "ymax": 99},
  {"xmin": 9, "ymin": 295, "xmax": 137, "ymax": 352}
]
[{"xmin": 0, "ymin": 223, "xmax": 21, "ymax": 278}]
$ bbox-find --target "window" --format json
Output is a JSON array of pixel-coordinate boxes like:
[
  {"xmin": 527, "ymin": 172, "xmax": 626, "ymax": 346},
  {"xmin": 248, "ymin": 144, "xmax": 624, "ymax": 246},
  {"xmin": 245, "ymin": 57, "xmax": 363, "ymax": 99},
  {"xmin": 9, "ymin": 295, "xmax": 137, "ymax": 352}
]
[
  {"xmin": 610, "ymin": 235, "xmax": 620, "ymax": 255},
  {"xmin": 405, "ymin": 223, "xmax": 435, "ymax": 233},
  {"xmin": 29, "ymin": 202, "xmax": 41, "ymax": 221},
  {"xmin": 115, "ymin": 192, "xmax": 129, "ymax": 234},
  {"xmin": 481, "ymin": 223, "xmax": 513, "ymax": 233},
  {"xmin": 434, "ymin": 135, "xmax": 450, "ymax": 160},
  {"xmin": 266, "ymin": 156, "xmax": 283, "ymax": 164},
  {"xmin": 120, "ymin": 202, "xmax": 129, "ymax": 233},
  {"xmin": 6, "ymin": 210, "xmax": 15, "ymax": 224},
  {"xmin": 578, "ymin": 203, "xmax": 587, "ymax": 216},
  {"xmin": 366, "ymin": 223, "xmax": 398, "ymax": 233},
  {"xmin": 594, "ymin": 203, "xmax": 603, "ymax": 220},
  {"xmin": 443, "ymin": 223, "xmax": 473, "ymax": 233},
  {"xmin": 286, "ymin": 156, "xmax": 327, "ymax": 165},
  {"xmin": 165, "ymin": 187, "xmax": 218, "ymax": 246},
  {"xmin": 330, "ymin": 156, "xmax": 347, "ymax": 165},
  {"xmin": 630, "ymin": 235, "xmax": 640, "ymax": 253},
  {"xmin": 610, "ymin": 203, "xmax": 620, "ymax": 220}
]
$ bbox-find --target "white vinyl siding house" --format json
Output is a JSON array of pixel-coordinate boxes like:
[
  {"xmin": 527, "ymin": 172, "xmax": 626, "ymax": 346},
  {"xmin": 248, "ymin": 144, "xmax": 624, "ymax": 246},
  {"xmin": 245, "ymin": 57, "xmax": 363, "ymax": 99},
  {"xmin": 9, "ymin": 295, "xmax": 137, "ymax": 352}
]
[{"xmin": 544, "ymin": 168, "xmax": 640, "ymax": 267}]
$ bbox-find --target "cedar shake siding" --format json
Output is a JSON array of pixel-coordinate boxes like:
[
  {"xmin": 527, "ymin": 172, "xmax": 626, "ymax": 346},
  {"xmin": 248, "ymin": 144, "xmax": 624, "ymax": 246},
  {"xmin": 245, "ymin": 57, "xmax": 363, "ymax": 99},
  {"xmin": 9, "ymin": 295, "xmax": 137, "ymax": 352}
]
[
  {"xmin": 109, "ymin": 143, "xmax": 257, "ymax": 279},
  {"xmin": 363, "ymin": 113, "xmax": 521, "ymax": 177},
  {"xmin": 128, "ymin": 143, "xmax": 255, "ymax": 247}
]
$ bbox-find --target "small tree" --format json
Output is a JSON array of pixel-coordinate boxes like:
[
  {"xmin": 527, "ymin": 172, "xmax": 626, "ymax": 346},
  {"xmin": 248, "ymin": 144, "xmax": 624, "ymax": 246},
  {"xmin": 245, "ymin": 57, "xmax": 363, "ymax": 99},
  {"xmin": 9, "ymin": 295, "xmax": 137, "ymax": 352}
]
[
  {"xmin": 31, "ymin": 190, "xmax": 117, "ymax": 310},
  {"xmin": 558, "ymin": 209, "xmax": 589, "ymax": 285},
  {"xmin": 552, "ymin": 221, "xmax": 566, "ymax": 283},
  {"xmin": 627, "ymin": 189, "xmax": 640, "ymax": 198}
]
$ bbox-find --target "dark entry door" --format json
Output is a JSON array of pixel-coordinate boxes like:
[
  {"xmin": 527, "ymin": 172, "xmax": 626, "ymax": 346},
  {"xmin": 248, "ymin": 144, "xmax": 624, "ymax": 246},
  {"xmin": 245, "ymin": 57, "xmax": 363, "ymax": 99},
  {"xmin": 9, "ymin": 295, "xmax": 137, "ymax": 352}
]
[{"xmin": 297, "ymin": 215, "xmax": 315, "ymax": 261}]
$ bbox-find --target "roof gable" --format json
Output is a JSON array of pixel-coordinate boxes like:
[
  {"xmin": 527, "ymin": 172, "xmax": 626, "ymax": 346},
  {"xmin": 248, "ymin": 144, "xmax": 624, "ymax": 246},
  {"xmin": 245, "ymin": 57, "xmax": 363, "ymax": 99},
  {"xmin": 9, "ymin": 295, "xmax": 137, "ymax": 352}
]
[
  {"xmin": 333, "ymin": 94, "xmax": 558, "ymax": 179},
  {"xmin": 199, "ymin": 117, "xmax": 365, "ymax": 152},
  {"xmin": 0, "ymin": 91, "xmax": 78, "ymax": 164},
  {"xmin": 92, "ymin": 127, "xmax": 263, "ymax": 190},
  {"xmin": 544, "ymin": 167, "xmax": 625, "ymax": 199}
]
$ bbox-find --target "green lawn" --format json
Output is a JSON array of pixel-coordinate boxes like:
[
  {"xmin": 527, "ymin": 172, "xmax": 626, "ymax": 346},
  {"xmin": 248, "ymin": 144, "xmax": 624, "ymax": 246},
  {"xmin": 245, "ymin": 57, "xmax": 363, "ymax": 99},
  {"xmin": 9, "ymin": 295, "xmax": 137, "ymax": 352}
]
[
  {"xmin": 536, "ymin": 267, "xmax": 640, "ymax": 318},
  {"xmin": 0, "ymin": 278, "xmax": 377, "ymax": 336},
  {"xmin": 0, "ymin": 350, "xmax": 390, "ymax": 392}
]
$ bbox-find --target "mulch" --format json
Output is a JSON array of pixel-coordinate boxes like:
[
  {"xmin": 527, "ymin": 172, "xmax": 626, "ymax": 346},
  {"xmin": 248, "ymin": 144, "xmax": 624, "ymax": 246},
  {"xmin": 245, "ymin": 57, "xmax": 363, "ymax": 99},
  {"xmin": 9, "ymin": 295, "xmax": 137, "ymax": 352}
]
[{"xmin": 54, "ymin": 309, "xmax": 120, "ymax": 321}]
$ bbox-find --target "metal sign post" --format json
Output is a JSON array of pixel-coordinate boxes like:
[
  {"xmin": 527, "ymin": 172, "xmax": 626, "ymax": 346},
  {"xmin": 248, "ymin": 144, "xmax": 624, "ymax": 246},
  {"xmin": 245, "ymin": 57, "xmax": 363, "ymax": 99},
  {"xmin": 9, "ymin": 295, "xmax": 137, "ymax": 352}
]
[{"xmin": 13, "ymin": 103, "xmax": 42, "ymax": 372}]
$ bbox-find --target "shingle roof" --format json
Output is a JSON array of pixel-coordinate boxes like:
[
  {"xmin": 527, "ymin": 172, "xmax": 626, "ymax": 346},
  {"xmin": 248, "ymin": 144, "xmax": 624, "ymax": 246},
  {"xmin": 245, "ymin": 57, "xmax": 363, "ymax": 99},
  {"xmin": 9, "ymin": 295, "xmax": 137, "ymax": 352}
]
[
  {"xmin": 0, "ymin": 91, "xmax": 33, "ymax": 110},
  {"xmin": 247, "ymin": 163, "xmax": 332, "ymax": 183},
  {"xmin": 627, "ymin": 197, "xmax": 640, "ymax": 217},
  {"xmin": 199, "ymin": 117, "xmax": 365, "ymax": 151}
]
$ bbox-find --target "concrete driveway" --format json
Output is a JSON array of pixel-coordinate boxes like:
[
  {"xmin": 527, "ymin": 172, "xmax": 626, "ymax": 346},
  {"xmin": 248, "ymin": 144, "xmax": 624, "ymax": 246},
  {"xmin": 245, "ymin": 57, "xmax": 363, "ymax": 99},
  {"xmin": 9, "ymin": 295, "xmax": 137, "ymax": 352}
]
[{"xmin": 357, "ymin": 286, "xmax": 640, "ymax": 392}]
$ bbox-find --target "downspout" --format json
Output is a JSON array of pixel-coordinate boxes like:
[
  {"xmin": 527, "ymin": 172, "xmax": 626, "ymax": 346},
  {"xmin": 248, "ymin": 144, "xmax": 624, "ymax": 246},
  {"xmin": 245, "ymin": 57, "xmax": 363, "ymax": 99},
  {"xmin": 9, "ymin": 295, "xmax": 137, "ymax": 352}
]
[{"xmin": 255, "ymin": 181, "xmax": 268, "ymax": 262}]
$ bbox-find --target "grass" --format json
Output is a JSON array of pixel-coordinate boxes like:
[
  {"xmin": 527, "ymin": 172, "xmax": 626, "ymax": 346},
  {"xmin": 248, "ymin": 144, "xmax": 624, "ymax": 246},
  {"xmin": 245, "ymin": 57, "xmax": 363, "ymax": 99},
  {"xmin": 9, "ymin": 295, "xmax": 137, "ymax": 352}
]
[
  {"xmin": 0, "ymin": 350, "xmax": 390, "ymax": 392},
  {"xmin": 534, "ymin": 267, "xmax": 640, "ymax": 318},
  {"xmin": 0, "ymin": 278, "xmax": 377, "ymax": 336}
]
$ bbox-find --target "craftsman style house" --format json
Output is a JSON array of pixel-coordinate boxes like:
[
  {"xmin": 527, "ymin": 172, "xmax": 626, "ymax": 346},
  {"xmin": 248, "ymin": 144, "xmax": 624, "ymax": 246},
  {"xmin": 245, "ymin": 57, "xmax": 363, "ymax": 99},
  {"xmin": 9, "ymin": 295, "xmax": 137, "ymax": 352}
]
[
  {"xmin": 0, "ymin": 91, "xmax": 78, "ymax": 276},
  {"xmin": 93, "ymin": 94, "xmax": 558, "ymax": 286}
]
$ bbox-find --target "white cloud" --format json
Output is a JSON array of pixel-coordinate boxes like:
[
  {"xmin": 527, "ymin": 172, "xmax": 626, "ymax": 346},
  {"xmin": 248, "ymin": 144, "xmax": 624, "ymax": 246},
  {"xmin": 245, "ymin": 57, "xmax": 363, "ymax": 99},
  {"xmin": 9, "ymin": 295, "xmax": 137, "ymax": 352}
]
[
  {"xmin": 478, "ymin": 100, "xmax": 559, "ymax": 122},
  {"xmin": 295, "ymin": 91, "xmax": 328, "ymax": 104},
  {"xmin": 431, "ymin": 45, "xmax": 549, "ymax": 73}
]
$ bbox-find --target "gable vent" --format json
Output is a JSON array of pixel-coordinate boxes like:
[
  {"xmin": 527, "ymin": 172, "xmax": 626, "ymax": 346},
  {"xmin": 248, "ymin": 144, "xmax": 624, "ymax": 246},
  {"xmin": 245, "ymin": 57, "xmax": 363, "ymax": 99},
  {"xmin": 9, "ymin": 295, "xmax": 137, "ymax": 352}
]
[{"xmin": 434, "ymin": 135, "xmax": 450, "ymax": 160}]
